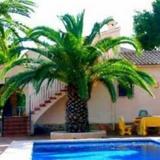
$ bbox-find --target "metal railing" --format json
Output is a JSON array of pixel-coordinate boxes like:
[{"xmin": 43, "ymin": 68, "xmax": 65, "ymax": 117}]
[{"xmin": 26, "ymin": 80, "xmax": 66, "ymax": 115}]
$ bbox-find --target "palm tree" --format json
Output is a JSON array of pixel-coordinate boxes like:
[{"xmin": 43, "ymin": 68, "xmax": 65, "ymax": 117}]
[
  {"xmin": 0, "ymin": 0, "xmax": 35, "ymax": 66},
  {"xmin": 0, "ymin": 11, "xmax": 156, "ymax": 132},
  {"xmin": 0, "ymin": 20, "xmax": 28, "ymax": 66},
  {"xmin": 0, "ymin": 0, "xmax": 35, "ymax": 19},
  {"xmin": 0, "ymin": 0, "xmax": 34, "ymax": 116}
]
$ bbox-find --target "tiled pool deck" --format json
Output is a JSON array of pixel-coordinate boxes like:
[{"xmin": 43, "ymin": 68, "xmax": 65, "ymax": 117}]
[
  {"xmin": 1, "ymin": 137, "xmax": 160, "ymax": 160},
  {"xmin": 0, "ymin": 136, "xmax": 49, "ymax": 155}
]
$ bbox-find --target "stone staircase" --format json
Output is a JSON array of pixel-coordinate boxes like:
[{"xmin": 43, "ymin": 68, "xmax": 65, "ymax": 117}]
[
  {"xmin": 2, "ymin": 80, "xmax": 67, "ymax": 137},
  {"xmin": 2, "ymin": 116, "xmax": 30, "ymax": 137},
  {"xmin": 28, "ymin": 80, "xmax": 67, "ymax": 127}
]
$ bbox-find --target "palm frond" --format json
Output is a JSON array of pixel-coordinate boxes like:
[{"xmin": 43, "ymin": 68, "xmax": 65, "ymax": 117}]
[
  {"xmin": 85, "ymin": 17, "xmax": 113, "ymax": 44},
  {"xmin": 59, "ymin": 10, "xmax": 85, "ymax": 38},
  {"xmin": 9, "ymin": 46, "xmax": 52, "ymax": 61},
  {"xmin": 95, "ymin": 36, "xmax": 142, "ymax": 55},
  {"xmin": 0, "ymin": 60, "xmax": 58, "ymax": 106},
  {"xmin": 0, "ymin": 0, "xmax": 35, "ymax": 18},
  {"xmin": 91, "ymin": 58, "xmax": 156, "ymax": 100},
  {"xmin": 31, "ymin": 62, "xmax": 57, "ymax": 93},
  {"xmin": 0, "ymin": 70, "xmax": 36, "ymax": 106},
  {"xmin": 0, "ymin": 52, "xmax": 7, "ymax": 64},
  {"xmin": 84, "ymin": 46, "xmax": 102, "ymax": 66},
  {"xmin": 29, "ymin": 26, "xmax": 62, "ymax": 46},
  {"xmin": 136, "ymin": 70, "xmax": 156, "ymax": 86},
  {"xmin": 0, "ymin": 22, "xmax": 5, "ymax": 38},
  {"xmin": 100, "ymin": 78, "xmax": 117, "ymax": 102},
  {"xmin": 0, "ymin": 57, "xmax": 30, "ymax": 78}
]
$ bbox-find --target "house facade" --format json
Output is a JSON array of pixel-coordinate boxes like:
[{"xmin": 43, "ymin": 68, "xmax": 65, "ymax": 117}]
[
  {"xmin": 1, "ymin": 22, "xmax": 160, "ymax": 136},
  {"xmin": 34, "ymin": 22, "xmax": 160, "ymax": 129},
  {"xmin": 36, "ymin": 51, "xmax": 160, "ymax": 128}
]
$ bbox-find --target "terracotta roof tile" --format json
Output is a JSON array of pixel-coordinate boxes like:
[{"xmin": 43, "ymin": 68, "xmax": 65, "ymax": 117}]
[{"xmin": 120, "ymin": 48, "xmax": 160, "ymax": 65}]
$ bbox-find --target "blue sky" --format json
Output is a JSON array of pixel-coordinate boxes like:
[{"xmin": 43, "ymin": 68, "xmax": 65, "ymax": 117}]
[{"xmin": 21, "ymin": 0, "xmax": 154, "ymax": 36}]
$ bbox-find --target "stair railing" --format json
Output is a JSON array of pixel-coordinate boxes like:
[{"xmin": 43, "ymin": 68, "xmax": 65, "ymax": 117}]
[{"xmin": 26, "ymin": 80, "xmax": 66, "ymax": 115}]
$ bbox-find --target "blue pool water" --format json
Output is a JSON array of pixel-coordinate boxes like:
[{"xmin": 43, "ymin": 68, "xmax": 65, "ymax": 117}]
[{"xmin": 32, "ymin": 140, "xmax": 160, "ymax": 160}]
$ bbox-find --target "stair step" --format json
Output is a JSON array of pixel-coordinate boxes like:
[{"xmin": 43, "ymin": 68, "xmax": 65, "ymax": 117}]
[
  {"xmin": 3, "ymin": 116, "xmax": 30, "ymax": 137},
  {"xmin": 35, "ymin": 107, "xmax": 41, "ymax": 111},
  {"xmin": 49, "ymin": 96, "xmax": 57, "ymax": 100},
  {"xmin": 4, "ymin": 120, "xmax": 29, "ymax": 124},
  {"xmin": 4, "ymin": 119, "xmax": 29, "ymax": 121},
  {"xmin": 39, "ymin": 103, "xmax": 46, "ymax": 107},
  {"xmin": 3, "ymin": 129, "xmax": 29, "ymax": 133},
  {"xmin": 3, "ymin": 130, "xmax": 29, "ymax": 134},
  {"xmin": 3, "ymin": 132, "xmax": 29, "ymax": 136},
  {"xmin": 3, "ymin": 133, "xmax": 29, "ymax": 137},
  {"xmin": 61, "ymin": 89, "xmax": 67, "ymax": 92},
  {"xmin": 45, "ymin": 100, "xmax": 51, "ymax": 103},
  {"xmin": 4, "ymin": 119, "xmax": 29, "ymax": 122},
  {"xmin": 3, "ymin": 128, "xmax": 29, "ymax": 132},
  {"xmin": 30, "ymin": 88, "xmax": 66, "ymax": 125},
  {"xmin": 55, "ymin": 92, "xmax": 62, "ymax": 96},
  {"xmin": 3, "ymin": 124, "xmax": 30, "ymax": 129},
  {"xmin": 3, "ymin": 122, "xmax": 29, "ymax": 128}
]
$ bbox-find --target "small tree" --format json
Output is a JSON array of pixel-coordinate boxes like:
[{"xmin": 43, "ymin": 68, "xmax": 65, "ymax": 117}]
[
  {"xmin": 0, "ymin": 11, "xmax": 156, "ymax": 132},
  {"xmin": 134, "ymin": 0, "xmax": 160, "ymax": 50}
]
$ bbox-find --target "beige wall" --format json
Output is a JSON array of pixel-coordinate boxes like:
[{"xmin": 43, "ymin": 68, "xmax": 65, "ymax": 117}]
[
  {"xmin": 116, "ymin": 66, "xmax": 160, "ymax": 122},
  {"xmin": 88, "ymin": 82, "xmax": 113, "ymax": 123},
  {"xmin": 37, "ymin": 82, "xmax": 113, "ymax": 125},
  {"xmin": 37, "ymin": 96, "xmax": 67, "ymax": 124},
  {"xmin": 0, "ymin": 65, "xmax": 25, "ymax": 84},
  {"xmin": 37, "ymin": 65, "xmax": 160, "ymax": 125}
]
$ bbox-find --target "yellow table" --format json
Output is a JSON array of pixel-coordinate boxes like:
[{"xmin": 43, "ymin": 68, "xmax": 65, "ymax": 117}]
[{"xmin": 138, "ymin": 116, "xmax": 160, "ymax": 136}]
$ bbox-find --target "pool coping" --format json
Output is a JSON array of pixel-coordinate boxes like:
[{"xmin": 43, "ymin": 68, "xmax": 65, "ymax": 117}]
[{"xmin": 1, "ymin": 137, "xmax": 160, "ymax": 160}]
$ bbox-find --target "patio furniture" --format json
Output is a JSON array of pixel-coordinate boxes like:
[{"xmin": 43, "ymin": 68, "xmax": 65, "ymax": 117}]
[
  {"xmin": 138, "ymin": 109, "xmax": 150, "ymax": 117},
  {"xmin": 118, "ymin": 116, "xmax": 132, "ymax": 136},
  {"xmin": 138, "ymin": 116, "xmax": 160, "ymax": 136},
  {"xmin": 132, "ymin": 117, "xmax": 142, "ymax": 134}
]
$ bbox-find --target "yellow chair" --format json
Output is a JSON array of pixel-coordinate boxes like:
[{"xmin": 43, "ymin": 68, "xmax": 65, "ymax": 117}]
[{"xmin": 118, "ymin": 116, "xmax": 132, "ymax": 136}]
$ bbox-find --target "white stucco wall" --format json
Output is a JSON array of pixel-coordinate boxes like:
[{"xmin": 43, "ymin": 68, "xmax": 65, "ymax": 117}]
[
  {"xmin": 88, "ymin": 82, "xmax": 113, "ymax": 123},
  {"xmin": 37, "ymin": 82, "xmax": 114, "ymax": 125},
  {"xmin": 116, "ymin": 66, "xmax": 160, "ymax": 122},
  {"xmin": 37, "ymin": 96, "xmax": 67, "ymax": 124},
  {"xmin": 37, "ymin": 65, "xmax": 160, "ymax": 125}
]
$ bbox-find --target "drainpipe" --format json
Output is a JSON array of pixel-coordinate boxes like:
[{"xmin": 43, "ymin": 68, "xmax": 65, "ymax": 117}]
[{"xmin": 29, "ymin": 95, "xmax": 34, "ymax": 135}]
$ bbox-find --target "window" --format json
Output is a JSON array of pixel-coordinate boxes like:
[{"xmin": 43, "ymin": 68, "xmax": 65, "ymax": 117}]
[{"xmin": 118, "ymin": 84, "xmax": 134, "ymax": 97}]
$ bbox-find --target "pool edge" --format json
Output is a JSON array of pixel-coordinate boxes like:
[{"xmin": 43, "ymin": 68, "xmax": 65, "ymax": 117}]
[{"xmin": 1, "ymin": 137, "xmax": 160, "ymax": 160}]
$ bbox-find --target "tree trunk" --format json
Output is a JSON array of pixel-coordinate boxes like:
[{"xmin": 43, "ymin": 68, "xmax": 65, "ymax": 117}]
[{"xmin": 65, "ymin": 85, "xmax": 89, "ymax": 132}]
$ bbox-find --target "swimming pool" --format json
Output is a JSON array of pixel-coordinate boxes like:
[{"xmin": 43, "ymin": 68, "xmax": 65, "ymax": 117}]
[
  {"xmin": 1, "ymin": 138, "xmax": 160, "ymax": 160},
  {"xmin": 32, "ymin": 139, "xmax": 160, "ymax": 160}
]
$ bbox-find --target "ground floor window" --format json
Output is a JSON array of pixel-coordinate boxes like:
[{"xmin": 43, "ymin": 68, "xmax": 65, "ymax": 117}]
[{"xmin": 118, "ymin": 84, "xmax": 134, "ymax": 97}]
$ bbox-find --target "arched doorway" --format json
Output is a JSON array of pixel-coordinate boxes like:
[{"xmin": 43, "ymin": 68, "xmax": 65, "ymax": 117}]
[
  {"xmin": 1, "ymin": 90, "xmax": 29, "ymax": 137},
  {"xmin": 2, "ymin": 90, "xmax": 26, "ymax": 117}
]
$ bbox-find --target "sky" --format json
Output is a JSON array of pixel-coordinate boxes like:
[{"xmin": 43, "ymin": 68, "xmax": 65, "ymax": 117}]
[{"xmin": 21, "ymin": 0, "xmax": 154, "ymax": 36}]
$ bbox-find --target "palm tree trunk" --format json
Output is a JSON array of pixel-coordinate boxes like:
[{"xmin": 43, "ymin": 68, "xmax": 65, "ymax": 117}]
[{"xmin": 65, "ymin": 85, "xmax": 89, "ymax": 132}]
